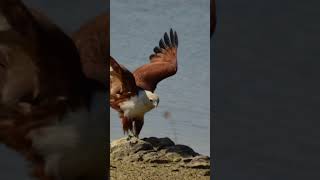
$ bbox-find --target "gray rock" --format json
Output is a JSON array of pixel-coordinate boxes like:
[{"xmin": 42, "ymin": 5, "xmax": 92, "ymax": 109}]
[
  {"xmin": 165, "ymin": 144, "xmax": 198, "ymax": 157},
  {"xmin": 110, "ymin": 137, "xmax": 210, "ymax": 169},
  {"xmin": 142, "ymin": 137, "xmax": 175, "ymax": 150},
  {"xmin": 182, "ymin": 155, "xmax": 210, "ymax": 169}
]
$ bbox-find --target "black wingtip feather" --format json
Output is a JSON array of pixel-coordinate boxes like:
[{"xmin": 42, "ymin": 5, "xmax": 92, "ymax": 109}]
[
  {"xmin": 174, "ymin": 31, "xmax": 178, "ymax": 47},
  {"xmin": 163, "ymin": 32, "xmax": 171, "ymax": 48},
  {"xmin": 156, "ymin": 29, "xmax": 178, "ymax": 51},
  {"xmin": 149, "ymin": 54, "xmax": 156, "ymax": 59},
  {"xmin": 170, "ymin": 29, "xmax": 175, "ymax": 47},
  {"xmin": 153, "ymin": 46, "xmax": 161, "ymax": 53},
  {"xmin": 159, "ymin": 39, "xmax": 166, "ymax": 49}
]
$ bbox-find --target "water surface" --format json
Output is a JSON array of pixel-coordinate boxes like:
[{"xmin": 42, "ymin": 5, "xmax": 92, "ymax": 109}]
[{"xmin": 110, "ymin": 0, "xmax": 210, "ymax": 155}]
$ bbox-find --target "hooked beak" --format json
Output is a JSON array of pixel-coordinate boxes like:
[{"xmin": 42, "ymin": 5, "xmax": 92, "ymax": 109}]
[{"xmin": 154, "ymin": 99, "xmax": 159, "ymax": 107}]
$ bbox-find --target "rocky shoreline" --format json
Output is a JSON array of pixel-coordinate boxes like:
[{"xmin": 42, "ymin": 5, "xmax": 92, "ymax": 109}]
[{"xmin": 110, "ymin": 137, "xmax": 211, "ymax": 180}]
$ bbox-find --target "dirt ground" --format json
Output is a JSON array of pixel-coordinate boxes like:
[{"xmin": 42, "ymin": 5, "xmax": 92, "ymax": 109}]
[{"xmin": 110, "ymin": 160, "xmax": 210, "ymax": 180}]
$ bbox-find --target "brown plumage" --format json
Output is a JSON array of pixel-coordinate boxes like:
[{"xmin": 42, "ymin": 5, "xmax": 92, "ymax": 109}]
[
  {"xmin": 133, "ymin": 29, "xmax": 178, "ymax": 92},
  {"xmin": 110, "ymin": 29, "xmax": 178, "ymax": 99},
  {"xmin": 110, "ymin": 29, "xmax": 178, "ymax": 137},
  {"xmin": 110, "ymin": 56, "xmax": 137, "ymax": 108}
]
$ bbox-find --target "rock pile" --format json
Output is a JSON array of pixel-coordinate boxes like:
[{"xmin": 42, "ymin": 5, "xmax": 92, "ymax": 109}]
[{"xmin": 110, "ymin": 137, "xmax": 211, "ymax": 180}]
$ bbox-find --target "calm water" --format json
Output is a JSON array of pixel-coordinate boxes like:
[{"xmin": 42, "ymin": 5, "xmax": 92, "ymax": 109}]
[{"xmin": 110, "ymin": 0, "xmax": 210, "ymax": 155}]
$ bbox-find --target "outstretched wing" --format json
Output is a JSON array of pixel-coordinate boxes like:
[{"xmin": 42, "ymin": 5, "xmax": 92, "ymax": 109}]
[
  {"xmin": 133, "ymin": 29, "xmax": 178, "ymax": 92},
  {"xmin": 72, "ymin": 13, "xmax": 108, "ymax": 85},
  {"xmin": 110, "ymin": 57, "xmax": 137, "ymax": 110}
]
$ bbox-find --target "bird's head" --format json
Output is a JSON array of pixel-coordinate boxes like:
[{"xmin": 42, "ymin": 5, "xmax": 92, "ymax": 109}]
[{"xmin": 145, "ymin": 91, "xmax": 159, "ymax": 108}]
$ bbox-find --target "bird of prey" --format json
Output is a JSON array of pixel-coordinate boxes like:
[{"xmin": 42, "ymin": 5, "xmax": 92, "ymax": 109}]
[
  {"xmin": 110, "ymin": 29, "xmax": 178, "ymax": 139},
  {"xmin": 0, "ymin": 0, "xmax": 107, "ymax": 179}
]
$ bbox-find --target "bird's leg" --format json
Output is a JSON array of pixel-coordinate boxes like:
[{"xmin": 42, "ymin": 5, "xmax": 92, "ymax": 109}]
[
  {"xmin": 121, "ymin": 116, "xmax": 133, "ymax": 140},
  {"xmin": 132, "ymin": 119, "xmax": 144, "ymax": 139},
  {"xmin": 126, "ymin": 128, "xmax": 136, "ymax": 140}
]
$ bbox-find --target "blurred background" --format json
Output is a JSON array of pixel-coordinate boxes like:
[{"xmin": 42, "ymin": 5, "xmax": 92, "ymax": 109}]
[
  {"xmin": 110, "ymin": 0, "xmax": 211, "ymax": 155},
  {"xmin": 214, "ymin": 0, "xmax": 320, "ymax": 179},
  {"xmin": 0, "ymin": 0, "xmax": 107, "ymax": 179}
]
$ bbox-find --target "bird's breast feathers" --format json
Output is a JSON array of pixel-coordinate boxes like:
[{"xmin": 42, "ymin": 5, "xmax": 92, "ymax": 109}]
[{"xmin": 119, "ymin": 90, "xmax": 155, "ymax": 118}]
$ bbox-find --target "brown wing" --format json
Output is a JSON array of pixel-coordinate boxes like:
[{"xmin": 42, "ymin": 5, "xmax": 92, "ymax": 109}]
[
  {"xmin": 133, "ymin": 29, "xmax": 178, "ymax": 92},
  {"xmin": 110, "ymin": 56, "xmax": 137, "ymax": 110},
  {"xmin": 72, "ymin": 13, "xmax": 108, "ymax": 85}
]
